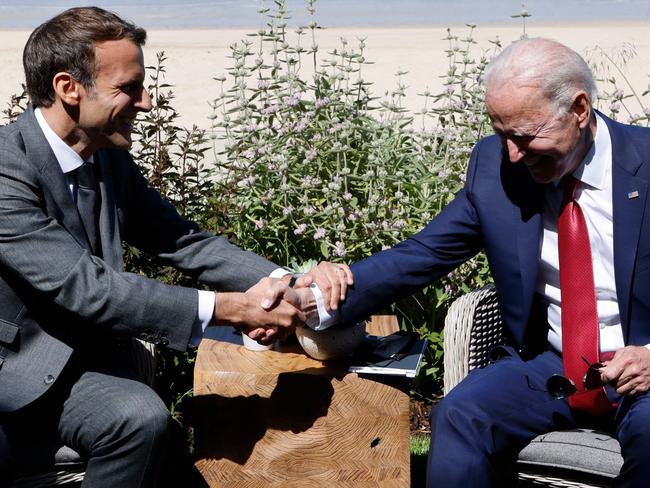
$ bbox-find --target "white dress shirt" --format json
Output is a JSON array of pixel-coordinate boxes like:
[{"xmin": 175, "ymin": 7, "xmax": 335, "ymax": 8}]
[
  {"xmin": 537, "ymin": 114, "xmax": 624, "ymax": 354},
  {"xmin": 34, "ymin": 108, "xmax": 221, "ymax": 344}
]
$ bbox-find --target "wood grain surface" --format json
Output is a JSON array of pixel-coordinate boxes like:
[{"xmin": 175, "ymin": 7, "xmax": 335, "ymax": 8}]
[{"xmin": 193, "ymin": 316, "xmax": 409, "ymax": 487}]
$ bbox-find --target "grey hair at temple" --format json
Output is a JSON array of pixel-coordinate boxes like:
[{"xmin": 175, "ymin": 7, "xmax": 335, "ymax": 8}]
[{"xmin": 482, "ymin": 38, "xmax": 598, "ymax": 115}]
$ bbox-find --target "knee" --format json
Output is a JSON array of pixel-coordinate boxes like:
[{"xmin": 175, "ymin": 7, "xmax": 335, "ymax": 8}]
[
  {"xmin": 94, "ymin": 383, "xmax": 171, "ymax": 453},
  {"xmin": 618, "ymin": 395, "xmax": 650, "ymax": 445},
  {"xmin": 119, "ymin": 385, "xmax": 171, "ymax": 443},
  {"xmin": 430, "ymin": 387, "xmax": 481, "ymax": 435}
]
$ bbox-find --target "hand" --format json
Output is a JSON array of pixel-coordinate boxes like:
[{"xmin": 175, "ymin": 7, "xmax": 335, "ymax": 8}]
[
  {"xmin": 215, "ymin": 277, "xmax": 306, "ymax": 344},
  {"xmin": 247, "ymin": 285, "xmax": 319, "ymax": 343},
  {"xmin": 599, "ymin": 346, "xmax": 650, "ymax": 397},
  {"xmin": 297, "ymin": 261, "xmax": 353, "ymax": 311}
]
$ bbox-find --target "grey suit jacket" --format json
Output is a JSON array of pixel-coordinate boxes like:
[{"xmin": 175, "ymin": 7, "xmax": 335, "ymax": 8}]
[{"xmin": 0, "ymin": 107, "xmax": 278, "ymax": 412}]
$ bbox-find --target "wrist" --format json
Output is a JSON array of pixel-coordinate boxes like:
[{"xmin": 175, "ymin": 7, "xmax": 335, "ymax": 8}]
[{"xmin": 214, "ymin": 292, "xmax": 248, "ymax": 326}]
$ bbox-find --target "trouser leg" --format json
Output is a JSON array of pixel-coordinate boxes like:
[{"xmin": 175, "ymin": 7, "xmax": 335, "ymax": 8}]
[
  {"xmin": 59, "ymin": 370, "xmax": 171, "ymax": 488},
  {"xmin": 427, "ymin": 349, "xmax": 577, "ymax": 488},
  {"xmin": 613, "ymin": 391, "xmax": 650, "ymax": 488}
]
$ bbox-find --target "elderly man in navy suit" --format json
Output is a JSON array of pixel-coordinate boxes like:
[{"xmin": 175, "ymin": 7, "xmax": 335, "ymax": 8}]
[{"xmin": 318, "ymin": 38, "xmax": 650, "ymax": 487}]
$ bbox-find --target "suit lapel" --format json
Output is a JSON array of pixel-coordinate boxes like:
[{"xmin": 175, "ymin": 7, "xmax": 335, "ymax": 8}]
[
  {"xmin": 515, "ymin": 173, "xmax": 544, "ymax": 338},
  {"xmin": 499, "ymin": 155, "xmax": 544, "ymax": 340},
  {"xmin": 16, "ymin": 108, "xmax": 90, "ymax": 251},
  {"xmin": 606, "ymin": 117, "xmax": 648, "ymax": 341}
]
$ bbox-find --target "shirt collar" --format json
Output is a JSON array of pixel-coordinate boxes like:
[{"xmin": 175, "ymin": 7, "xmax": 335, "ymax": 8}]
[
  {"xmin": 571, "ymin": 112, "xmax": 611, "ymax": 191},
  {"xmin": 34, "ymin": 107, "xmax": 93, "ymax": 173}
]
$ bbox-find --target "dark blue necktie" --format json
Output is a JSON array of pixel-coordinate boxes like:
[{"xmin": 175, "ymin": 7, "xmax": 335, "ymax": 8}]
[{"xmin": 74, "ymin": 162, "xmax": 101, "ymax": 255}]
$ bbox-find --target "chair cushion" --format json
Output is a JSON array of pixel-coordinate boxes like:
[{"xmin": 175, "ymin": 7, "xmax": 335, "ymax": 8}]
[
  {"xmin": 53, "ymin": 445, "xmax": 84, "ymax": 467},
  {"xmin": 517, "ymin": 429, "xmax": 622, "ymax": 478}
]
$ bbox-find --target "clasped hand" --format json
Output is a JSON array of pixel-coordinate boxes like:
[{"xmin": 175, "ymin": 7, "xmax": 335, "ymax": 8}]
[{"xmin": 240, "ymin": 262, "xmax": 353, "ymax": 345}]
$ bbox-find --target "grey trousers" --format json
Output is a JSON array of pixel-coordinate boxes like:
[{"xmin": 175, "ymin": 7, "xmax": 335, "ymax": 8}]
[{"xmin": 0, "ymin": 336, "xmax": 210, "ymax": 488}]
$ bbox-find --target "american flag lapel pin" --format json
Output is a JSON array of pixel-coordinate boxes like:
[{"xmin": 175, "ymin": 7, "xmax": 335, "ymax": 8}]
[{"xmin": 628, "ymin": 190, "xmax": 640, "ymax": 199}]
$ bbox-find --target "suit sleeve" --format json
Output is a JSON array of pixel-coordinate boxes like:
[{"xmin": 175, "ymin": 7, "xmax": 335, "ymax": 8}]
[
  {"xmin": 339, "ymin": 141, "xmax": 487, "ymax": 325},
  {"xmin": 112, "ymin": 150, "xmax": 279, "ymax": 291}
]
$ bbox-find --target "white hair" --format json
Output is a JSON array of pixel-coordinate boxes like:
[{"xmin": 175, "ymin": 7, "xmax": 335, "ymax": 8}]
[{"xmin": 482, "ymin": 38, "xmax": 597, "ymax": 114}]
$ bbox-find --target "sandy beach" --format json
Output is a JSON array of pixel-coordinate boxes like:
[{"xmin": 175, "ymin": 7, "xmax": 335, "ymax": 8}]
[{"xmin": 1, "ymin": 22, "xmax": 650, "ymax": 130}]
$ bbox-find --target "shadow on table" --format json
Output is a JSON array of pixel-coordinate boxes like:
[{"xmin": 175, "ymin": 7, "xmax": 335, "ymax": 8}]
[{"xmin": 193, "ymin": 369, "xmax": 336, "ymax": 464}]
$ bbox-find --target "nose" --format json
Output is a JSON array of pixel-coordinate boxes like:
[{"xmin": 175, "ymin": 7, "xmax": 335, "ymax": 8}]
[
  {"xmin": 506, "ymin": 139, "xmax": 525, "ymax": 163},
  {"xmin": 135, "ymin": 87, "xmax": 153, "ymax": 112}
]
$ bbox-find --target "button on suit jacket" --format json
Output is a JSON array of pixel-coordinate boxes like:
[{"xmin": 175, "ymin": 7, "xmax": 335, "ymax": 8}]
[{"xmin": 0, "ymin": 107, "xmax": 278, "ymax": 412}]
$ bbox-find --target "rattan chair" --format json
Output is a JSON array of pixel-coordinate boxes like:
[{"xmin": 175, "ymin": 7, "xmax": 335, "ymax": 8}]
[
  {"xmin": 443, "ymin": 286, "xmax": 623, "ymax": 488},
  {"xmin": 7, "ymin": 339, "xmax": 157, "ymax": 488}
]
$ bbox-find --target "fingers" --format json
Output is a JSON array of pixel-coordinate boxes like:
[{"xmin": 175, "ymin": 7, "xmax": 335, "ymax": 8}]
[
  {"xmin": 245, "ymin": 277, "xmax": 306, "ymax": 331},
  {"xmin": 307, "ymin": 261, "xmax": 353, "ymax": 311},
  {"xmin": 599, "ymin": 346, "xmax": 650, "ymax": 397},
  {"xmin": 242, "ymin": 327, "xmax": 273, "ymax": 345},
  {"xmin": 259, "ymin": 278, "xmax": 289, "ymax": 310},
  {"xmin": 338, "ymin": 263, "xmax": 354, "ymax": 285},
  {"xmin": 293, "ymin": 274, "xmax": 313, "ymax": 288}
]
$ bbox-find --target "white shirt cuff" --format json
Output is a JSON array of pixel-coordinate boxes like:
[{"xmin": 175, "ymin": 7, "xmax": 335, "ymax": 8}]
[
  {"xmin": 307, "ymin": 282, "xmax": 339, "ymax": 330},
  {"xmin": 190, "ymin": 290, "xmax": 216, "ymax": 346},
  {"xmin": 269, "ymin": 268, "xmax": 291, "ymax": 279},
  {"xmin": 190, "ymin": 269, "xmax": 288, "ymax": 346}
]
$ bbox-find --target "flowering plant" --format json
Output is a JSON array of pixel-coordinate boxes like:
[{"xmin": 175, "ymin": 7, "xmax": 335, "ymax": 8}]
[{"xmin": 210, "ymin": 3, "xmax": 494, "ymax": 336}]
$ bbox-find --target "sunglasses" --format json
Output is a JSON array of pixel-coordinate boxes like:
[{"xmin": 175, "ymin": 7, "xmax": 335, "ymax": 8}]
[{"xmin": 547, "ymin": 356, "xmax": 604, "ymax": 400}]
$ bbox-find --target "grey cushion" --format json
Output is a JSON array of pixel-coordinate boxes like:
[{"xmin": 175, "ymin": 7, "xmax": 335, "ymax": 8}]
[
  {"xmin": 52, "ymin": 445, "xmax": 84, "ymax": 467},
  {"xmin": 518, "ymin": 429, "xmax": 623, "ymax": 478},
  {"xmin": 9, "ymin": 444, "xmax": 84, "ymax": 488}
]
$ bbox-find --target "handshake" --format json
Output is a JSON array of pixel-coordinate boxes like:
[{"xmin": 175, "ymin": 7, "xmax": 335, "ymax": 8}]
[{"xmin": 213, "ymin": 262, "xmax": 353, "ymax": 345}]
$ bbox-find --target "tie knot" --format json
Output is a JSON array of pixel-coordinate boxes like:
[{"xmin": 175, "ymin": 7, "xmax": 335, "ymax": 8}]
[
  {"xmin": 561, "ymin": 176, "xmax": 579, "ymax": 206},
  {"xmin": 75, "ymin": 162, "xmax": 96, "ymax": 190}
]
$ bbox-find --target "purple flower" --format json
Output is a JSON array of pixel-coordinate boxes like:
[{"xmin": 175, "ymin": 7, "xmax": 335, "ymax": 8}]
[
  {"xmin": 315, "ymin": 97, "xmax": 330, "ymax": 108},
  {"xmin": 314, "ymin": 228, "xmax": 327, "ymax": 240},
  {"xmin": 333, "ymin": 240, "xmax": 346, "ymax": 257},
  {"xmin": 263, "ymin": 104, "xmax": 278, "ymax": 115},
  {"xmin": 304, "ymin": 148, "xmax": 318, "ymax": 163},
  {"xmin": 238, "ymin": 176, "xmax": 256, "ymax": 188},
  {"xmin": 286, "ymin": 94, "xmax": 301, "ymax": 107},
  {"xmin": 294, "ymin": 223, "xmax": 307, "ymax": 235}
]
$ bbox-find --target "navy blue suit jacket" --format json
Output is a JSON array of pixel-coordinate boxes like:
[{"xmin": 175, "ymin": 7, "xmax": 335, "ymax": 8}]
[{"xmin": 341, "ymin": 114, "xmax": 650, "ymax": 351}]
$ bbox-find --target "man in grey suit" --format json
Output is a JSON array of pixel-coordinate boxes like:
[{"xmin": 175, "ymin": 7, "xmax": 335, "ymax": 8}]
[{"xmin": 0, "ymin": 7, "xmax": 351, "ymax": 486}]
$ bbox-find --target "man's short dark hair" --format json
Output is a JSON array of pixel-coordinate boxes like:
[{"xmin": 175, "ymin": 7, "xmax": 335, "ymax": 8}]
[{"xmin": 23, "ymin": 6, "xmax": 147, "ymax": 107}]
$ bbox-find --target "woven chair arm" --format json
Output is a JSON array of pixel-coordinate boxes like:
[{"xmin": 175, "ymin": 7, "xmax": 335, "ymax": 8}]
[{"xmin": 443, "ymin": 285, "xmax": 506, "ymax": 395}]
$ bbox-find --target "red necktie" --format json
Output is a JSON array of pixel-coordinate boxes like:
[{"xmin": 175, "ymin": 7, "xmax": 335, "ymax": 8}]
[{"xmin": 558, "ymin": 176, "xmax": 611, "ymax": 414}]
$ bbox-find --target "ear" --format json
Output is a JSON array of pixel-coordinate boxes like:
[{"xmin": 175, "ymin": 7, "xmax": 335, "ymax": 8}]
[
  {"xmin": 571, "ymin": 91, "xmax": 591, "ymax": 129},
  {"xmin": 52, "ymin": 72, "xmax": 83, "ymax": 106}
]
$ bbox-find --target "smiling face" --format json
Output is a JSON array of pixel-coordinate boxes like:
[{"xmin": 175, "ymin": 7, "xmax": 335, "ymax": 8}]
[
  {"xmin": 485, "ymin": 82, "xmax": 594, "ymax": 184},
  {"xmin": 77, "ymin": 38, "xmax": 152, "ymax": 154}
]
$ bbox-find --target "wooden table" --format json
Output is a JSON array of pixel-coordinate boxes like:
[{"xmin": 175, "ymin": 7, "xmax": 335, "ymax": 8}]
[{"xmin": 193, "ymin": 316, "xmax": 410, "ymax": 487}]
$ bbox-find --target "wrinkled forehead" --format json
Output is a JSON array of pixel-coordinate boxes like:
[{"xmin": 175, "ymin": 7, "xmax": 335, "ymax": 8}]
[{"xmin": 485, "ymin": 81, "xmax": 553, "ymax": 115}]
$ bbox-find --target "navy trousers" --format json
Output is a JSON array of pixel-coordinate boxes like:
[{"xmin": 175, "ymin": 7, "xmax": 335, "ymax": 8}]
[{"xmin": 427, "ymin": 348, "xmax": 650, "ymax": 487}]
